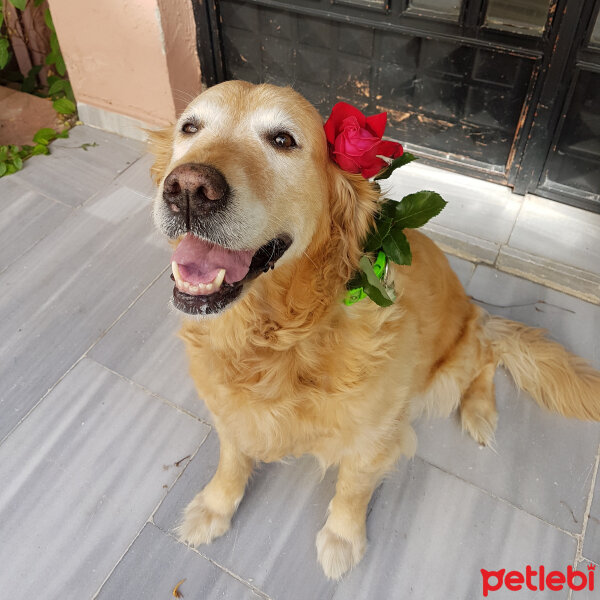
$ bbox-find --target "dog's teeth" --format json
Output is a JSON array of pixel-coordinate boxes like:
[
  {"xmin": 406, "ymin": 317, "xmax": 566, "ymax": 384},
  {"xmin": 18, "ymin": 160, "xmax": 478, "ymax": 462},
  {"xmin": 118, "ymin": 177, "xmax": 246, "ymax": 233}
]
[
  {"xmin": 171, "ymin": 263, "xmax": 226, "ymax": 295},
  {"xmin": 172, "ymin": 261, "xmax": 182, "ymax": 283},
  {"xmin": 213, "ymin": 269, "xmax": 226, "ymax": 288}
]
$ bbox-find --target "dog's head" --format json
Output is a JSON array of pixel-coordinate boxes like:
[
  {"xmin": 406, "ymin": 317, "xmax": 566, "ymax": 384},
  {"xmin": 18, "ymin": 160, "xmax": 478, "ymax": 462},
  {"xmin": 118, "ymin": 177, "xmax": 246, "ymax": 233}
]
[{"xmin": 149, "ymin": 81, "xmax": 378, "ymax": 317}]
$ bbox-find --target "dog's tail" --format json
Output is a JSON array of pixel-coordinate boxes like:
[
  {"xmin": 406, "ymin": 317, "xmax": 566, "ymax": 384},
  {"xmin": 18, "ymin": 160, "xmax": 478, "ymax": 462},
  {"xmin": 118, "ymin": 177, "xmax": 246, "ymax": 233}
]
[{"xmin": 483, "ymin": 316, "xmax": 600, "ymax": 420}]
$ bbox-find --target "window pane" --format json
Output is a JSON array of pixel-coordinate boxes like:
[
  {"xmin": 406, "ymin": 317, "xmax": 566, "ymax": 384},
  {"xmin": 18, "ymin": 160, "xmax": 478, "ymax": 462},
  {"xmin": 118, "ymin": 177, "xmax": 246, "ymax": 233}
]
[
  {"xmin": 542, "ymin": 71, "xmax": 600, "ymax": 197},
  {"xmin": 485, "ymin": 0, "xmax": 550, "ymax": 35},
  {"xmin": 409, "ymin": 0, "xmax": 461, "ymax": 21},
  {"xmin": 591, "ymin": 10, "xmax": 600, "ymax": 45}
]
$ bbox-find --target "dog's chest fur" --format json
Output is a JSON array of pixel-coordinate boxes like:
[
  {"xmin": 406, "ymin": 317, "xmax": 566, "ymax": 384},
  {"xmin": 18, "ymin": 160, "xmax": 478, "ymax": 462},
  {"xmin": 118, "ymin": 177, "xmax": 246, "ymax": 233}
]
[{"xmin": 179, "ymin": 299, "xmax": 416, "ymax": 465}]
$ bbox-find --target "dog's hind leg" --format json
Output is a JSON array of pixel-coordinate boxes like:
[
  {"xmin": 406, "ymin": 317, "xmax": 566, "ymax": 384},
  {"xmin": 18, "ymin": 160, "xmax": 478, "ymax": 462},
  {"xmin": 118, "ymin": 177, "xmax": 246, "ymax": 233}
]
[
  {"xmin": 460, "ymin": 362, "xmax": 498, "ymax": 446},
  {"xmin": 316, "ymin": 422, "xmax": 416, "ymax": 580},
  {"xmin": 177, "ymin": 433, "xmax": 253, "ymax": 547}
]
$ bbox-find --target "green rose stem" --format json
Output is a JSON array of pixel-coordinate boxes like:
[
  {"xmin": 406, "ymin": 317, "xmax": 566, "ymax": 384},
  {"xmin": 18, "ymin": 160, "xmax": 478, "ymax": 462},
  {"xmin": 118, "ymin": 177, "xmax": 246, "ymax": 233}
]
[{"xmin": 344, "ymin": 152, "xmax": 447, "ymax": 307}]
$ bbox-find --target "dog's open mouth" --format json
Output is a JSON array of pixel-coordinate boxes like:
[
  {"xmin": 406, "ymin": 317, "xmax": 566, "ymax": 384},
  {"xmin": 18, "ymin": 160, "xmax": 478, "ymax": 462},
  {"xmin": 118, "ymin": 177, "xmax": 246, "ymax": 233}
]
[{"xmin": 170, "ymin": 233, "xmax": 292, "ymax": 315}]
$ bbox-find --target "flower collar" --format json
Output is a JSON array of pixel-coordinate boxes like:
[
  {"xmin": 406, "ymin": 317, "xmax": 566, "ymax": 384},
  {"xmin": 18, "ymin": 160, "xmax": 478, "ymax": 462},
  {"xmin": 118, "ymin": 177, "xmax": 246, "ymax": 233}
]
[{"xmin": 324, "ymin": 103, "xmax": 447, "ymax": 307}]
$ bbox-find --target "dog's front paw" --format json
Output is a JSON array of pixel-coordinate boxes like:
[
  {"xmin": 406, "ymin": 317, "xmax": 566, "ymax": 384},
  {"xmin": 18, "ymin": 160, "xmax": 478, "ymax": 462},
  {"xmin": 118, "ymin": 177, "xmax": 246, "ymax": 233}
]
[
  {"xmin": 316, "ymin": 524, "xmax": 366, "ymax": 580},
  {"xmin": 177, "ymin": 492, "xmax": 232, "ymax": 547}
]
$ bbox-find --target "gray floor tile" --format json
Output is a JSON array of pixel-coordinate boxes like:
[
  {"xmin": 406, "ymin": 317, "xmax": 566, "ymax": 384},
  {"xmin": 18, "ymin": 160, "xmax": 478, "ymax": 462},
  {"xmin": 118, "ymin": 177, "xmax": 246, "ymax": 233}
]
[
  {"xmin": 89, "ymin": 270, "xmax": 210, "ymax": 421},
  {"xmin": 0, "ymin": 187, "xmax": 166, "ymax": 442},
  {"xmin": 0, "ymin": 176, "xmax": 71, "ymax": 272},
  {"xmin": 96, "ymin": 523, "xmax": 263, "ymax": 600},
  {"xmin": 466, "ymin": 265, "xmax": 600, "ymax": 369},
  {"xmin": 509, "ymin": 195, "xmax": 600, "ymax": 276},
  {"xmin": 0, "ymin": 358, "xmax": 209, "ymax": 600},
  {"xmin": 446, "ymin": 253, "xmax": 475, "ymax": 288},
  {"xmin": 112, "ymin": 153, "xmax": 156, "ymax": 199},
  {"xmin": 387, "ymin": 161, "xmax": 522, "ymax": 244},
  {"xmin": 414, "ymin": 265, "xmax": 600, "ymax": 533},
  {"xmin": 333, "ymin": 458, "xmax": 576, "ymax": 600},
  {"xmin": 12, "ymin": 125, "xmax": 144, "ymax": 206},
  {"xmin": 154, "ymin": 430, "xmax": 340, "ymax": 600},
  {"xmin": 583, "ymin": 465, "xmax": 600, "ymax": 564}
]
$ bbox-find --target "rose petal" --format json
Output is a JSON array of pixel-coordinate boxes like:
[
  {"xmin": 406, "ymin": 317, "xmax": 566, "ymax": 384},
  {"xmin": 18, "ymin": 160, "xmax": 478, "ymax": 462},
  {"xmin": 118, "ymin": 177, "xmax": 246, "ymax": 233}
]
[
  {"xmin": 365, "ymin": 111, "xmax": 387, "ymax": 138},
  {"xmin": 333, "ymin": 151, "xmax": 362, "ymax": 173},
  {"xmin": 361, "ymin": 160, "xmax": 386, "ymax": 179},
  {"xmin": 324, "ymin": 102, "xmax": 367, "ymax": 143},
  {"xmin": 377, "ymin": 140, "xmax": 404, "ymax": 158}
]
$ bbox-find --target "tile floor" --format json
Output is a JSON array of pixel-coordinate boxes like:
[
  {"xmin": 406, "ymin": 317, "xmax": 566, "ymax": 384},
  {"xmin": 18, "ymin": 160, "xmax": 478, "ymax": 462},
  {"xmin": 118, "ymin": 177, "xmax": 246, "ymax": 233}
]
[{"xmin": 0, "ymin": 127, "xmax": 598, "ymax": 600}]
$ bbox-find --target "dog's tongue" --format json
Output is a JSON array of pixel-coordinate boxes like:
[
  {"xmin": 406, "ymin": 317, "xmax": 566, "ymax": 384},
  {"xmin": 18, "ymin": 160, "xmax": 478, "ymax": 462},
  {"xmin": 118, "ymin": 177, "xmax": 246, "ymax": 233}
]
[{"xmin": 172, "ymin": 234, "xmax": 254, "ymax": 285}]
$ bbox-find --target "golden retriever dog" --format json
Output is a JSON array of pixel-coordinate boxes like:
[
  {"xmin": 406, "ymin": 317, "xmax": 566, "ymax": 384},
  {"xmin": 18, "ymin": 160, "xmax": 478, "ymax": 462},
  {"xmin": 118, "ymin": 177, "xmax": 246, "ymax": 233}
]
[{"xmin": 149, "ymin": 80, "xmax": 600, "ymax": 579}]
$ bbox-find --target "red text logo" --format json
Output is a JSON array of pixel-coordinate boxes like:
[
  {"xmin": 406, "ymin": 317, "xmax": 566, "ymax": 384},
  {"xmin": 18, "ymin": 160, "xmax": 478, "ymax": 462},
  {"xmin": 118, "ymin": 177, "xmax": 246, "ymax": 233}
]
[{"xmin": 481, "ymin": 564, "xmax": 595, "ymax": 596}]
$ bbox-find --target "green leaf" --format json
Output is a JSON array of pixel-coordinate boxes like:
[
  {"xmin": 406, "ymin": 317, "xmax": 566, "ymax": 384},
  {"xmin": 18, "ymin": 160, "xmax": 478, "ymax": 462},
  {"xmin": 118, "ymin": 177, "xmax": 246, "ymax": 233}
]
[
  {"xmin": 358, "ymin": 256, "xmax": 395, "ymax": 307},
  {"xmin": 56, "ymin": 129, "xmax": 69, "ymax": 139},
  {"xmin": 0, "ymin": 146, "xmax": 7, "ymax": 161},
  {"xmin": 47, "ymin": 78, "xmax": 67, "ymax": 96},
  {"xmin": 374, "ymin": 152, "xmax": 418, "ymax": 181},
  {"xmin": 44, "ymin": 8, "xmax": 55, "ymax": 32},
  {"xmin": 34, "ymin": 0, "xmax": 44, "ymax": 6},
  {"xmin": 32, "ymin": 144, "xmax": 49, "ymax": 155},
  {"xmin": 63, "ymin": 80, "xmax": 75, "ymax": 103},
  {"xmin": 45, "ymin": 50, "xmax": 56, "ymax": 66},
  {"xmin": 54, "ymin": 52, "xmax": 66, "ymax": 76},
  {"xmin": 53, "ymin": 97, "xmax": 76, "ymax": 114},
  {"xmin": 0, "ymin": 38, "xmax": 10, "ymax": 70},
  {"xmin": 5, "ymin": 163, "xmax": 17, "ymax": 175},
  {"xmin": 9, "ymin": 0, "xmax": 27, "ymax": 10},
  {"xmin": 382, "ymin": 227, "xmax": 412, "ymax": 266},
  {"xmin": 33, "ymin": 127, "xmax": 58, "ymax": 145},
  {"xmin": 393, "ymin": 191, "xmax": 447, "ymax": 229},
  {"xmin": 12, "ymin": 155, "xmax": 23, "ymax": 170},
  {"xmin": 0, "ymin": 162, "xmax": 7, "ymax": 177},
  {"xmin": 21, "ymin": 64, "xmax": 42, "ymax": 93}
]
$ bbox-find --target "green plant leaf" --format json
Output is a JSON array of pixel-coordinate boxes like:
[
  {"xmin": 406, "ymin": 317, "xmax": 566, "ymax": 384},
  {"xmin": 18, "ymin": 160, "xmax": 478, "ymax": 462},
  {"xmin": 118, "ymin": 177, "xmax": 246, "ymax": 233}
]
[
  {"xmin": 63, "ymin": 80, "xmax": 75, "ymax": 103},
  {"xmin": 34, "ymin": 0, "xmax": 45, "ymax": 6},
  {"xmin": 32, "ymin": 144, "xmax": 49, "ymax": 155},
  {"xmin": 47, "ymin": 78, "xmax": 67, "ymax": 96},
  {"xmin": 382, "ymin": 227, "xmax": 412, "ymax": 266},
  {"xmin": 9, "ymin": 0, "xmax": 27, "ymax": 10},
  {"xmin": 12, "ymin": 155, "xmax": 23, "ymax": 170},
  {"xmin": 358, "ymin": 256, "xmax": 395, "ymax": 307},
  {"xmin": 21, "ymin": 64, "xmax": 42, "ymax": 93},
  {"xmin": 54, "ymin": 53, "xmax": 66, "ymax": 76},
  {"xmin": 44, "ymin": 8, "xmax": 55, "ymax": 32},
  {"xmin": 393, "ymin": 191, "xmax": 447, "ymax": 229},
  {"xmin": 53, "ymin": 97, "xmax": 76, "ymax": 114},
  {"xmin": 374, "ymin": 152, "xmax": 418, "ymax": 181},
  {"xmin": 0, "ymin": 38, "xmax": 10, "ymax": 70},
  {"xmin": 0, "ymin": 146, "xmax": 7, "ymax": 161},
  {"xmin": 0, "ymin": 162, "xmax": 7, "ymax": 177},
  {"xmin": 33, "ymin": 128, "xmax": 58, "ymax": 145}
]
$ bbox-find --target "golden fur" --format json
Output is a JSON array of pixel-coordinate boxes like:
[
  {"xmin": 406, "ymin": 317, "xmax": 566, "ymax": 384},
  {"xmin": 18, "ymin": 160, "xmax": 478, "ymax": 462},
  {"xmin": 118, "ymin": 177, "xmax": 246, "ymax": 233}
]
[{"xmin": 149, "ymin": 81, "xmax": 600, "ymax": 579}]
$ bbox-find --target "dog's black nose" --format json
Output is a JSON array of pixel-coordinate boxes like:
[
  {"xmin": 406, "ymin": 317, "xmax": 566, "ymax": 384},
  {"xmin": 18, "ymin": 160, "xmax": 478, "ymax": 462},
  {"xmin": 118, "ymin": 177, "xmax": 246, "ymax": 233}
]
[{"xmin": 163, "ymin": 163, "xmax": 229, "ymax": 221}]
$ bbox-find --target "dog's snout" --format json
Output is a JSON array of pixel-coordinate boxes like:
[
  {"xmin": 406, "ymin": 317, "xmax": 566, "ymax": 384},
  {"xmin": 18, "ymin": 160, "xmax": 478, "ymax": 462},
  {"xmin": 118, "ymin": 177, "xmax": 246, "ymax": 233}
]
[{"xmin": 163, "ymin": 163, "xmax": 229, "ymax": 221}]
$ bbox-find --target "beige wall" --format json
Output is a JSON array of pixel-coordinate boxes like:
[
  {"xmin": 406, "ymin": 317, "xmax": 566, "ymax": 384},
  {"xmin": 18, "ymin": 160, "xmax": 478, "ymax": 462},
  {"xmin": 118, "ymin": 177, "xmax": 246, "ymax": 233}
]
[{"xmin": 47, "ymin": 0, "xmax": 202, "ymax": 130}]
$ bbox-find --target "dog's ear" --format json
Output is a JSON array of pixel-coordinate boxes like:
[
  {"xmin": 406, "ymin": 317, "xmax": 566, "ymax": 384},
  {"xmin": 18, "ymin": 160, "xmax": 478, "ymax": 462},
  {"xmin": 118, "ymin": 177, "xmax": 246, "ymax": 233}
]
[
  {"xmin": 327, "ymin": 165, "xmax": 380, "ymax": 281},
  {"xmin": 147, "ymin": 126, "xmax": 174, "ymax": 185}
]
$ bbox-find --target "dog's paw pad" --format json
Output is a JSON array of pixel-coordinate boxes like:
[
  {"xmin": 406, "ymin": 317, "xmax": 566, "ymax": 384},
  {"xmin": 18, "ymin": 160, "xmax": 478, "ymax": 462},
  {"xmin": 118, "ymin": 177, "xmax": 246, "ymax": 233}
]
[
  {"xmin": 176, "ymin": 493, "xmax": 231, "ymax": 547},
  {"xmin": 316, "ymin": 525, "xmax": 365, "ymax": 580}
]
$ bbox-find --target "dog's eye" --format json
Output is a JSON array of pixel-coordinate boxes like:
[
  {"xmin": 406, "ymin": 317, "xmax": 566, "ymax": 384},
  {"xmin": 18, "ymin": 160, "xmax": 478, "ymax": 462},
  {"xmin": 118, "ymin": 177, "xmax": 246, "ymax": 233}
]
[
  {"xmin": 272, "ymin": 132, "xmax": 296, "ymax": 149},
  {"xmin": 182, "ymin": 122, "xmax": 199, "ymax": 134}
]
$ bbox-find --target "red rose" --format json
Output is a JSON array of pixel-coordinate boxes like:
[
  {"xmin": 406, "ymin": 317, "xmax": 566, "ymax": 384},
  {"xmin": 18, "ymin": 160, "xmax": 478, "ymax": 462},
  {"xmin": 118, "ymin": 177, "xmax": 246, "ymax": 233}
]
[{"xmin": 324, "ymin": 102, "xmax": 403, "ymax": 178}]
